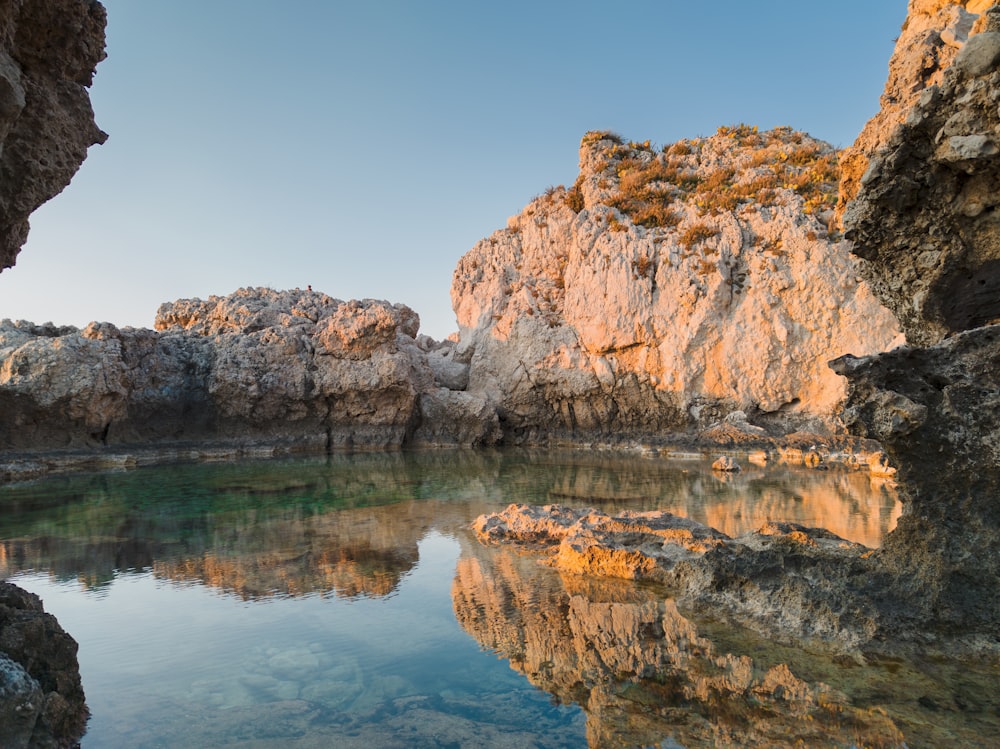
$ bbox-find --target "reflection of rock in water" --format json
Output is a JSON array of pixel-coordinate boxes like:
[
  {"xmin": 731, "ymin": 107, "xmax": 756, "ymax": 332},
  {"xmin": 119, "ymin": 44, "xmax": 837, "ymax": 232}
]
[
  {"xmin": 151, "ymin": 500, "xmax": 445, "ymax": 600},
  {"xmin": 0, "ymin": 582, "xmax": 88, "ymax": 749},
  {"xmin": 453, "ymin": 543, "xmax": 905, "ymax": 749}
]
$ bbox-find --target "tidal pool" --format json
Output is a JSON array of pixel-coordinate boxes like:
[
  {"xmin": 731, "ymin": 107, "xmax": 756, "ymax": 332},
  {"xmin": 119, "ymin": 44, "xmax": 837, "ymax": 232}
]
[{"xmin": 1, "ymin": 449, "xmax": 996, "ymax": 747}]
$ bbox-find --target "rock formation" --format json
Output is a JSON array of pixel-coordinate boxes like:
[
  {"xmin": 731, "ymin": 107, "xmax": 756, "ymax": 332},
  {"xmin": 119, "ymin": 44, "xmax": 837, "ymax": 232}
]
[
  {"xmin": 836, "ymin": 1, "xmax": 1000, "ymax": 639},
  {"xmin": 0, "ymin": 287, "xmax": 500, "ymax": 462},
  {"xmin": 0, "ymin": 0, "xmax": 107, "ymax": 271},
  {"xmin": 471, "ymin": 1, "xmax": 1000, "ymax": 651},
  {"xmin": 0, "ymin": 582, "xmax": 88, "ymax": 749},
  {"xmin": 474, "ymin": 503, "xmax": 887, "ymax": 651},
  {"xmin": 838, "ymin": 0, "xmax": 994, "ymax": 217},
  {"xmin": 452, "ymin": 127, "xmax": 901, "ymax": 443},
  {"xmin": 453, "ymin": 541, "xmax": 909, "ymax": 748}
]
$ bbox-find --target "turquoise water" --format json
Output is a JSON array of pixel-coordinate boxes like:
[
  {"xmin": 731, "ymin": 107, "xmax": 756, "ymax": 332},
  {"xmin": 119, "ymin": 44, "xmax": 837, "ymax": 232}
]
[{"xmin": 1, "ymin": 449, "xmax": 995, "ymax": 747}]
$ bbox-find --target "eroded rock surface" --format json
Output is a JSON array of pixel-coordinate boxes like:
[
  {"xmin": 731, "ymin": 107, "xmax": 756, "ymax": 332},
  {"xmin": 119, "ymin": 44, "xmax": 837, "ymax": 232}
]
[
  {"xmin": 0, "ymin": 0, "xmax": 107, "ymax": 271},
  {"xmin": 452, "ymin": 127, "xmax": 900, "ymax": 443},
  {"xmin": 474, "ymin": 503, "xmax": 885, "ymax": 650},
  {"xmin": 835, "ymin": 1, "xmax": 1000, "ymax": 640},
  {"xmin": 0, "ymin": 287, "xmax": 500, "ymax": 457},
  {"xmin": 845, "ymin": 4, "xmax": 1000, "ymax": 345},
  {"xmin": 838, "ymin": 0, "xmax": 993, "ymax": 218},
  {"xmin": 454, "ymin": 542, "xmax": 908, "ymax": 748},
  {"xmin": 0, "ymin": 581, "xmax": 87, "ymax": 749}
]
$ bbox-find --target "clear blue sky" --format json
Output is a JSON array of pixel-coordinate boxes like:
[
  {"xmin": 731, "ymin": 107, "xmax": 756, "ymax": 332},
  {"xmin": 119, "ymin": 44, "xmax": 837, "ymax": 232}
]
[{"xmin": 0, "ymin": 1, "xmax": 907, "ymax": 340}]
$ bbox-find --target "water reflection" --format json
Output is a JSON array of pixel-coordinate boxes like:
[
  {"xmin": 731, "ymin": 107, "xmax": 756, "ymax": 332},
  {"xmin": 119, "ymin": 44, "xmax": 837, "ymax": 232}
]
[
  {"xmin": 3, "ymin": 449, "xmax": 966, "ymax": 748},
  {"xmin": 453, "ymin": 539, "xmax": 906, "ymax": 748},
  {"xmin": 0, "ymin": 449, "xmax": 901, "ymax": 597}
]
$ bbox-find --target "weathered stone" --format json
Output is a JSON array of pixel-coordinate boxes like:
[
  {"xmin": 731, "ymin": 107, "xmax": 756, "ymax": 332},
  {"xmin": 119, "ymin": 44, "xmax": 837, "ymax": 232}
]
[
  {"xmin": 0, "ymin": 653, "xmax": 44, "ymax": 749},
  {"xmin": 0, "ymin": 0, "xmax": 107, "ymax": 271},
  {"xmin": 0, "ymin": 581, "xmax": 88, "ymax": 748},
  {"xmin": 452, "ymin": 128, "xmax": 901, "ymax": 443},
  {"xmin": 0, "ymin": 287, "xmax": 499, "ymax": 454},
  {"xmin": 473, "ymin": 503, "xmax": 883, "ymax": 648},
  {"xmin": 834, "ymin": 1, "xmax": 1000, "ymax": 641},
  {"xmin": 711, "ymin": 456, "xmax": 740, "ymax": 472},
  {"xmin": 838, "ymin": 1, "xmax": 990, "ymax": 217}
]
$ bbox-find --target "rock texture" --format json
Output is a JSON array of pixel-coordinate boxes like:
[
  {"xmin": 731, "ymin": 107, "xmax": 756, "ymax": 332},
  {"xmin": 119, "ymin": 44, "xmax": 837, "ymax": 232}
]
[
  {"xmin": 835, "ymin": 1, "xmax": 1000, "ymax": 639},
  {"xmin": 470, "ymin": 1, "xmax": 1000, "ymax": 652},
  {"xmin": 454, "ymin": 542, "xmax": 908, "ymax": 748},
  {"xmin": 837, "ymin": 1, "xmax": 993, "ymax": 218},
  {"xmin": 0, "ymin": 287, "xmax": 500, "ymax": 457},
  {"xmin": 452, "ymin": 127, "xmax": 901, "ymax": 443},
  {"xmin": 474, "ymin": 504, "xmax": 885, "ymax": 650},
  {"xmin": 0, "ymin": 582, "xmax": 87, "ymax": 749},
  {"xmin": 0, "ymin": 0, "xmax": 107, "ymax": 270}
]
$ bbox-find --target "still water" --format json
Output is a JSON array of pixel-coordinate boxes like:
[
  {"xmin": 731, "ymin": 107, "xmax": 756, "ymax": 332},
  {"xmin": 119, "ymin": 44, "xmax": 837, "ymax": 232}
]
[{"xmin": 0, "ymin": 449, "xmax": 995, "ymax": 747}]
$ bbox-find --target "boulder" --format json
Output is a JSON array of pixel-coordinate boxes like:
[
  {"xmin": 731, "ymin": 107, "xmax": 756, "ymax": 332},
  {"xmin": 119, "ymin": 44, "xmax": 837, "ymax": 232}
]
[{"xmin": 0, "ymin": 581, "xmax": 88, "ymax": 748}]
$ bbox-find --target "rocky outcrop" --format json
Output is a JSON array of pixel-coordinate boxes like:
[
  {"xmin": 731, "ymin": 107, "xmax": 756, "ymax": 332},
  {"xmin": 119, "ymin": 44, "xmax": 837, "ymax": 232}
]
[
  {"xmin": 837, "ymin": 1, "xmax": 994, "ymax": 218},
  {"xmin": 474, "ymin": 504, "xmax": 885, "ymax": 650},
  {"xmin": 452, "ymin": 127, "xmax": 901, "ymax": 443},
  {"xmin": 0, "ymin": 0, "xmax": 107, "ymax": 271},
  {"xmin": 0, "ymin": 582, "xmax": 87, "ymax": 749},
  {"xmin": 844, "ymin": 5, "xmax": 1000, "ymax": 345},
  {"xmin": 453, "ymin": 542, "xmax": 908, "ymax": 748},
  {"xmin": 0, "ymin": 287, "xmax": 500, "ymax": 458},
  {"xmin": 834, "ymin": 2, "xmax": 1000, "ymax": 639},
  {"xmin": 469, "ymin": 1, "xmax": 1000, "ymax": 652}
]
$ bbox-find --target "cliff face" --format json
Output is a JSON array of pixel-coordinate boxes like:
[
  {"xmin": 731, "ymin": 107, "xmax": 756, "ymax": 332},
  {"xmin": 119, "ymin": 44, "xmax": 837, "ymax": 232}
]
[
  {"xmin": 452, "ymin": 127, "xmax": 901, "ymax": 442},
  {"xmin": 0, "ymin": 0, "xmax": 107, "ymax": 271},
  {"xmin": 837, "ymin": 1, "xmax": 994, "ymax": 218},
  {"xmin": 836, "ymin": 2, "xmax": 1000, "ymax": 635},
  {"xmin": 0, "ymin": 287, "xmax": 500, "ymax": 461}
]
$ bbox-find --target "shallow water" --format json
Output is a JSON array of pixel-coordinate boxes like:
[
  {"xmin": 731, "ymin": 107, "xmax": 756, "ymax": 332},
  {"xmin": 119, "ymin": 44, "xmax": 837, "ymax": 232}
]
[{"xmin": 1, "ymin": 449, "xmax": 996, "ymax": 747}]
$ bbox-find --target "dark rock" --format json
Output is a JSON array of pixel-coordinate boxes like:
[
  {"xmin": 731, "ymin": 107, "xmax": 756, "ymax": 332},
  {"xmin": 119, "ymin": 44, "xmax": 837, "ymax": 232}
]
[
  {"xmin": 0, "ymin": 581, "xmax": 87, "ymax": 748},
  {"xmin": 0, "ymin": 0, "xmax": 107, "ymax": 271}
]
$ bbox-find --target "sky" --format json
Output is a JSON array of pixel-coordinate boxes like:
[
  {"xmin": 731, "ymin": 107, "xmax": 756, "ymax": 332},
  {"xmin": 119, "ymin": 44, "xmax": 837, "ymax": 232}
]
[{"xmin": 0, "ymin": 1, "xmax": 908, "ymax": 340}]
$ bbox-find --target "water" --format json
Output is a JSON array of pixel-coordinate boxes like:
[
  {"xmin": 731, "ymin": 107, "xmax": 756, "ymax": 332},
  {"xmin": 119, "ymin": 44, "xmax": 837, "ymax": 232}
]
[{"xmin": 0, "ymin": 448, "xmax": 995, "ymax": 747}]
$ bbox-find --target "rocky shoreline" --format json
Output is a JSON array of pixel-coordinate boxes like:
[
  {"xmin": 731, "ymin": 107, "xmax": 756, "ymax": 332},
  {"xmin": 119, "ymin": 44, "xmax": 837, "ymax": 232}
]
[{"xmin": 2, "ymin": 1, "xmax": 1000, "ymax": 730}]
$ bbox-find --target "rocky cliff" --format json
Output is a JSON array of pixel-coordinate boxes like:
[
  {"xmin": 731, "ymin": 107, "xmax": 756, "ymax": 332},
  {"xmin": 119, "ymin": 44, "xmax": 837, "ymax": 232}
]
[
  {"xmin": 452, "ymin": 127, "xmax": 901, "ymax": 443},
  {"xmin": 836, "ymin": 2, "xmax": 1000, "ymax": 637},
  {"xmin": 0, "ymin": 287, "xmax": 499, "ymax": 463},
  {"xmin": 0, "ymin": 0, "xmax": 107, "ymax": 271},
  {"xmin": 470, "ymin": 1, "xmax": 1000, "ymax": 652}
]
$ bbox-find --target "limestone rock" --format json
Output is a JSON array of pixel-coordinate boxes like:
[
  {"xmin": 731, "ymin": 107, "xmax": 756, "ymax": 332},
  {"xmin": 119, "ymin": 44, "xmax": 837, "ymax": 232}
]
[
  {"xmin": 711, "ymin": 456, "xmax": 740, "ymax": 472},
  {"xmin": 473, "ymin": 503, "xmax": 880, "ymax": 646},
  {"xmin": 452, "ymin": 127, "xmax": 901, "ymax": 443},
  {"xmin": 0, "ymin": 287, "xmax": 498, "ymax": 453},
  {"xmin": 833, "ymin": 1, "xmax": 1000, "ymax": 639},
  {"xmin": 838, "ymin": 1, "xmax": 989, "ymax": 217},
  {"xmin": 844, "ymin": 5, "xmax": 1000, "ymax": 345},
  {"xmin": 0, "ymin": 0, "xmax": 107, "ymax": 270},
  {"xmin": 0, "ymin": 581, "xmax": 88, "ymax": 748}
]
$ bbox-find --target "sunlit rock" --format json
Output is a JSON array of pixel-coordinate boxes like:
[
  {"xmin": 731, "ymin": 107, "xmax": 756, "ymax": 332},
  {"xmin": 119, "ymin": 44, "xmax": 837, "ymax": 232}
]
[
  {"xmin": 452, "ymin": 127, "xmax": 901, "ymax": 443},
  {"xmin": 0, "ymin": 287, "xmax": 499, "ymax": 454},
  {"xmin": 836, "ymin": 1, "xmax": 1000, "ymax": 638}
]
